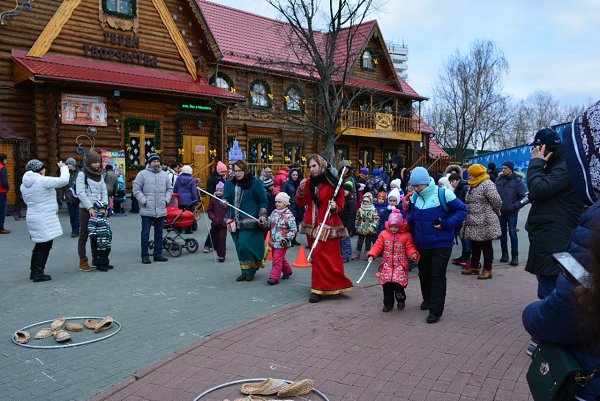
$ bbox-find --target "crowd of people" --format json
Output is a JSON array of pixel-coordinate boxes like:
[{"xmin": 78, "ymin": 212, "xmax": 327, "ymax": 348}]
[{"xmin": 6, "ymin": 101, "xmax": 600, "ymax": 398}]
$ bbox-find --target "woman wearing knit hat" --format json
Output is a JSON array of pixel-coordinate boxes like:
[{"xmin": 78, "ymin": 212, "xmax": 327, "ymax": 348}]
[
  {"xmin": 459, "ymin": 164, "xmax": 502, "ymax": 279},
  {"xmin": 207, "ymin": 181, "xmax": 228, "ymax": 262},
  {"xmin": 266, "ymin": 191, "xmax": 297, "ymax": 285},
  {"xmin": 406, "ymin": 166, "xmax": 467, "ymax": 323},
  {"xmin": 368, "ymin": 209, "xmax": 419, "ymax": 311},
  {"xmin": 76, "ymin": 151, "xmax": 108, "ymax": 272},
  {"xmin": 173, "ymin": 165, "xmax": 199, "ymax": 233},
  {"xmin": 204, "ymin": 161, "xmax": 228, "ymax": 252},
  {"xmin": 21, "ymin": 159, "xmax": 69, "ymax": 281}
]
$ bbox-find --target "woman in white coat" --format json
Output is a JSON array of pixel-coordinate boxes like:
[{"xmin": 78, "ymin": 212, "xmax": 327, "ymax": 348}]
[{"xmin": 20, "ymin": 159, "xmax": 69, "ymax": 282}]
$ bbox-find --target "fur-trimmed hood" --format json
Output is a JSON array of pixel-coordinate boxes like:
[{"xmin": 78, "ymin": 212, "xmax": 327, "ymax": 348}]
[
  {"xmin": 496, "ymin": 171, "xmax": 525, "ymax": 180},
  {"xmin": 444, "ymin": 164, "xmax": 463, "ymax": 176}
]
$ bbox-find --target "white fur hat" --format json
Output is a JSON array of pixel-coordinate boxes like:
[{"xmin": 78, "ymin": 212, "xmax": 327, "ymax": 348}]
[
  {"xmin": 390, "ymin": 178, "xmax": 402, "ymax": 189},
  {"xmin": 181, "ymin": 165, "xmax": 193, "ymax": 175}
]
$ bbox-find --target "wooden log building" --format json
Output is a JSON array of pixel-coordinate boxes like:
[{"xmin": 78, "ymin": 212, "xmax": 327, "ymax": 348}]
[{"xmin": 0, "ymin": 0, "xmax": 434, "ymax": 206}]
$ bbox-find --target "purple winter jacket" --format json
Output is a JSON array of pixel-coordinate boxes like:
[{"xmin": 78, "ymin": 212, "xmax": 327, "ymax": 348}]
[
  {"xmin": 207, "ymin": 196, "xmax": 228, "ymax": 228},
  {"xmin": 172, "ymin": 173, "xmax": 198, "ymax": 206}
]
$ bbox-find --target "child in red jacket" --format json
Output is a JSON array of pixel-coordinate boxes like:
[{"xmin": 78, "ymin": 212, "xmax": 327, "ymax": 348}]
[{"xmin": 368, "ymin": 209, "xmax": 419, "ymax": 312}]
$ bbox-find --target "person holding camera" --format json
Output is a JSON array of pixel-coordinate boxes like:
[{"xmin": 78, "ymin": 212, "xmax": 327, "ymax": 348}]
[{"xmin": 526, "ymin": 128, "xmax": 584, "ymax": 299}]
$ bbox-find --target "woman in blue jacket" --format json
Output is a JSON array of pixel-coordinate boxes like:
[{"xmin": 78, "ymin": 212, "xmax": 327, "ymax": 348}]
[{"xmin": 406, "ymin": 167, "xmax": 467, "ymax": 323}]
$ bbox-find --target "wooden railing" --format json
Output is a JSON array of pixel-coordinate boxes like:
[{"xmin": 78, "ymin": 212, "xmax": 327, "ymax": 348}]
[{"xmin": 341, "ymin": 110, "xmax": 421, "ymax": 133}]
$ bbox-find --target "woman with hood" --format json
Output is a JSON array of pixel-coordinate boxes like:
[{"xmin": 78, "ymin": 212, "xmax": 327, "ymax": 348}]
[
  {"xmin": 389, "ymin": 155, "xmax": 409, "ymax": 193},
  {"xmin": 20, "ymin": 159, "xmax": 69, "ymax": 282},
  {"xmin": 459, "ymin": 164, "xmax": 502, "ymax": 279},
  {"xmin": 281, "ymin": 167, "xmax": 304, "ymax": 245},
  {"xmin": 76, "ymin": 151, "xmax": 108, "ymax": 272},
  {"xmin": 273, "ymin": 167, "xmax": 289, "ymax": 195},
  {"xmin": 173, "ymin": 165, "xmax": 199, "ymax": 233}
]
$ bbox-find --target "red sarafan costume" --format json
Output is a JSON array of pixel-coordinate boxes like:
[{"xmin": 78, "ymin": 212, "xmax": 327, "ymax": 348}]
[{"xmin": 296, "ymin": 177, "xmax": 354, "ymax": 296}]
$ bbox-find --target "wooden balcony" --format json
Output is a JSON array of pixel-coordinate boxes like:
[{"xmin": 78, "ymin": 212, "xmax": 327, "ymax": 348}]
[{"xmin": 338, "ymin": 110, "xmax": 423, "ymax": 141}]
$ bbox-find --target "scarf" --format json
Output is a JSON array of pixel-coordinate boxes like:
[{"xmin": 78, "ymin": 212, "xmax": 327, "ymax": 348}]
[
  {"xmin": 232, "ymin": 173, "xmax": 253, "ymax": 190},
  {"xmin": 361, "ymin": 201, "xmax": 375, "ymax": 211},
  {"xmin": 84, "ymin": 165, "xmax": 102, "ymax": 182},
  {"xmin": 468, "ymin": 173, "xmax": 489, "ymax": 188},
  {"xmin": 309, "ymin": 173, "xmax": 328, "ymax": 209}
]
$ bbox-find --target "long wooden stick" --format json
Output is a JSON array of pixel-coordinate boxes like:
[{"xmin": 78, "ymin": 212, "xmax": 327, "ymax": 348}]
[
  {"xmin": 197, "ymin": 186, "xmax": 260, "ymax": 222},
  {"xmin": 307, "ymin": 165, "xmax": 347, "ymax": 261},
  {"xmin": 356, "ymin": 260, "xmax": 373, "ymax": 284}
]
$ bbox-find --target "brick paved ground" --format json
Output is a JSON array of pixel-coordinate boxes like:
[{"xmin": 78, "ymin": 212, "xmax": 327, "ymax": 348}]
[
  {"xmin": 1, "ymin": 205, "xmax": 535, "ymax": 401},
  {"xmin": 92, "ymin": 262, "xmax": 537, "ymax": 401}
]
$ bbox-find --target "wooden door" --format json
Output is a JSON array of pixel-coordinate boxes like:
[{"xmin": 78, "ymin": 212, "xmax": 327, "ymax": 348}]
[{"xmin": 182, "ymin": 135, "xmax": 210, "ymax": 187}]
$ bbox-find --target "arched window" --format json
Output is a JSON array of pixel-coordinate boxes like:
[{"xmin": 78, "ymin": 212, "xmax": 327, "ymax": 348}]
[
  {"xmin": 285, "ymin": 86, "xmax": 303, "ymax": 112},
  {"xmin": 361, "ymin": 50, "xmax": 375, "ymax": 70},
  {"xmin": 250, "ymin": 80, "xmax": 271, "ymax": 108},
  {"xmin": 210, "ymin": 73, "xmax": 233, "ymax": 91}
]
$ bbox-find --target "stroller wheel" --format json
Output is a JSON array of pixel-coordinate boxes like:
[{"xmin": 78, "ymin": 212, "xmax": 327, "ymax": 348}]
[
  {"xmin": 185, "ymin": 238, "xmax": 199, "ymax": 253},
  {"xmin": 148, "ymin": 240, "xmax": 154, "ymax": 250},
  {"xmin": 168, "ymin": 242, "xmax": 182, "ymax": 257}
]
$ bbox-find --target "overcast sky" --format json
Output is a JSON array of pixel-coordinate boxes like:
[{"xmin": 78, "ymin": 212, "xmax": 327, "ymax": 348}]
[{"xmin": 208, "ymin": 0, "xmax": 599, "ymax": 108}]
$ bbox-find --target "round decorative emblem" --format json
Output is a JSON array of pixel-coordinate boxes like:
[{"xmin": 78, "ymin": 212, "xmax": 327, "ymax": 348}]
[{"xmin": 540, "ymin": 362, "xmax": 550, "ymax": 375}]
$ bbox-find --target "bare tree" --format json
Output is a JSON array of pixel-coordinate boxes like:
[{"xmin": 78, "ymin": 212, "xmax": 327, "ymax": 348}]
[
  {"xmin": 264, "ymin": 0, "xmax": 379, "ymax": 162},
  {"xmin": 430, "ymin": 40, "xmax": 509, "ymax": 161}
]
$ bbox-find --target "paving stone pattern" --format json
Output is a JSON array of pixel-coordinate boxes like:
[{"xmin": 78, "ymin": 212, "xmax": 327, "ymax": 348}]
[{"xmin": 0, "ymin": 205, "xmax": 535, "ymax": 401}]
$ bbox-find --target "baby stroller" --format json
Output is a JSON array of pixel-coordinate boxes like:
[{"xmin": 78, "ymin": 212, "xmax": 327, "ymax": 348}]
[{"xmin": 149, "ymin": 193, "xmax": 199, "ymax": 257}]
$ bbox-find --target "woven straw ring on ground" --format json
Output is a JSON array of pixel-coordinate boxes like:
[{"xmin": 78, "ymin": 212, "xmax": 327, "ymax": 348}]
[
  {"xmin": 193, "ymin": 378, "xmax": 330, "ymax": 401},
  {"xmin": 12, "ymin": 316, "xmax": 121, "ymax": 349}
]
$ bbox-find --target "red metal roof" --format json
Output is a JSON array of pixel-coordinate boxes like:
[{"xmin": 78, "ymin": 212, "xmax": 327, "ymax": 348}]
[
  {"xmin": 412, "ymin": 112, "xmax": 435, "ymax": 134},
  {"xmin": 11, "ymin": 49, "xmax": 243, "ymax": 101},
  {"xmin": 428, "ymin": 139, "xmax": 449, "ymax": 159},
  {"xmin": 196, "ymin": 1, "xmax": 426, "ymax": 100}
]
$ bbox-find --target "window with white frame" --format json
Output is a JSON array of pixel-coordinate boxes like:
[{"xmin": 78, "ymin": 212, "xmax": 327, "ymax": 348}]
[
  {"xmin": 362, "ymin": 50, "xmax": 374, "ymax": 70},
  {"xmin": 250, "ymin": 81, "xmax": 270, "ymax": 108}
]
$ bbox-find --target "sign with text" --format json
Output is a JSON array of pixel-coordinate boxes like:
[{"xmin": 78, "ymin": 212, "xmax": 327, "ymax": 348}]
[{"xmin": 61, "ymin": 94, "xmax": 107, "ymax": 126}]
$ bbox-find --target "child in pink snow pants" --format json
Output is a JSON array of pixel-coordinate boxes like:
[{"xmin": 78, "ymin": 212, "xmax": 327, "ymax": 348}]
[{"xmin": 267, "ymin": 192, "xmax": 297, "ymax": 285}]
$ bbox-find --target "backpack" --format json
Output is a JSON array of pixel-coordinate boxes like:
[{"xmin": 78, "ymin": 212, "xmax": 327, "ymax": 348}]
[
  {"xmin": 563, "ymin": 100, "xmax": 600, "ymax": 206},
  {"xmin": 409, "ymin": 187, "xmax": 450, "ymax": 213},
  {"xmin": 65, "ymin": 175, "xmax": 80, "ymax": 204}
]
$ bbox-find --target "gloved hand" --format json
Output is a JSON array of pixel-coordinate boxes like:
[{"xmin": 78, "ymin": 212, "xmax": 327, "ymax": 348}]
[{"xmin": 280, "ymin": 238, "xmax": 289, "ymax": 248}]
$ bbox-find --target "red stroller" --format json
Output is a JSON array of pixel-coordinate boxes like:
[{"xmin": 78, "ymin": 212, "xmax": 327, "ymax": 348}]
[{"xmin": 148, "ymin": 193, "xmax": 199, "ymax": 257}]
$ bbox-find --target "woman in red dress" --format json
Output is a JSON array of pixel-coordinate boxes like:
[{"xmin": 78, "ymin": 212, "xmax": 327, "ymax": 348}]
[{"xmin": 296, "ymin": 154, "xmax": 354, "ymax": 303}]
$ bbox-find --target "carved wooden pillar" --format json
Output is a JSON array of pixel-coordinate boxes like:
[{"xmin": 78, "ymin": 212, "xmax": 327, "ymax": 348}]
[{"xmin": 43, "ymin": 86, "xmax": 59, "ymax": 175}]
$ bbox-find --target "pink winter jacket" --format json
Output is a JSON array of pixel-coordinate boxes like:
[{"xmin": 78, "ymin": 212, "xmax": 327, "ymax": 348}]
[{"xmin": 367, "ymin": 221, "xmax": 419, "ymax": 286}]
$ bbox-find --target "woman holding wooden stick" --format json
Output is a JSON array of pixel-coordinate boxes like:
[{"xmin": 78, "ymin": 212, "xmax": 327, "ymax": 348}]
[
  {"xmin": 296, "ymin": 154, "xmax": 354, "ymax": 303},
  {"xmin": 222, "ymin": 160, "xmax": 268, "ymax": 282}
]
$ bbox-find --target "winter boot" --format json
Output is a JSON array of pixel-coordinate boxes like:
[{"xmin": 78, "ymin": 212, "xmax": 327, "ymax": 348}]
[
  {"xmin": 79, "ymin": 257, "xmax": 93, "ymax": 272},
  {"xmin": 95, "ymin": 252, "xmax": 109, "ymax": 272},
  {"xmin": 31, "ymin": 247, "xmax": 51, "ymax": 282},
  {"xmin": 461, "ymin": 262, "xmax": 481, "ymax": 275},
  {"xmin": 499, "ymin": 251, "xmax": 509, "ymax": 263},
  {"xmin": 510, "ymin": 254, "xmax": 519, "ymax": 266}
]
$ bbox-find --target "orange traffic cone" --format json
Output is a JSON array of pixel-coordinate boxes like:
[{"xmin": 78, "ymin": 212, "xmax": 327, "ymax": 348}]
[
  {"xmin": 292, "ymin": 245, "xmax": 312, "ymax": 268},
  {"xmin": 265, "ymin": 231, "xmax": 273, "ymax": 261}
]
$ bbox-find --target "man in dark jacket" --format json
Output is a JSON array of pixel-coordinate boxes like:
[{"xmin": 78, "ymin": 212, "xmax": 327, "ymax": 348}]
[
  {"xmin": 526, "ymin": 128, "xmax": 584, "ymax": 299},
  {"xmin": 487, "ymin": 163, "xmax": 500, "ymax": 182},
  {"xmin": 495, "ymin": 160, "xmax": 528, "ymax": 265}
]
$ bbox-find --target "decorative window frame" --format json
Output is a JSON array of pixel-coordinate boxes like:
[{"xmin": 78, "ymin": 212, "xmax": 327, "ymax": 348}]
[
  {"xmin": 209, "ymin": 72, "xmax": 235, "ymax": 92},
  {"xmin": 124, "ymin": 118, "xmax": 161, "ymax": 170},
  {"xmin": 175, "ymin": 113, "xmax": 219, "ymax": 163},
  {"xmin": 248, "ymin": 138, "xmax": 272, "ymax": 163},
  {"xmin": 249, "ymin": 80, "xmax": 272, "ymax": 109},
  {"xmin": 102, "ymin": 0, "xmax": 137, "ymax": 19},
  {"xmin": 283, "ymin": 142, "xmax": 305, "ymax": 165},
  {"xmin": 361, "ymin": 49, "xmax": 376, "ymax": 71},
  {"xmin": 334, "ymin": 145, "xmax": 350, "ymax": 161},
  {"xmin": 359, "ymin": 146, "xmax": 376, "ymax": 171},
  {"xmin": 284, "ymin": 85, "xmax": 304, "ymax": 114}
]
